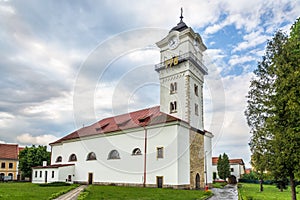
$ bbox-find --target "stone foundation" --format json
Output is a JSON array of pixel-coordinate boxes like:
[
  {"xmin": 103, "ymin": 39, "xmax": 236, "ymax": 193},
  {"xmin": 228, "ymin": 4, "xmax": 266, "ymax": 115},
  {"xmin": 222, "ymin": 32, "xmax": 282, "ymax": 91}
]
[{"xmin": 74, "ymin": 181, "xmax": 190, "ymax": 189}]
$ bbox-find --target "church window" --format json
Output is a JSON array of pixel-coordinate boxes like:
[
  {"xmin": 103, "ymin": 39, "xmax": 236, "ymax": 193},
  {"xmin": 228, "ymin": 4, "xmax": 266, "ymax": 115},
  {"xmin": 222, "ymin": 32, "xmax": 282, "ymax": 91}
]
[
  {"xmin": 87, "ymin": 152, "xmax": 97, "ymax": 161},
  {"xmin": 157, "ymin": 147, "xmax": 164, "ymax": 159},
  {"xmin": 170, "ymin": 101, "xmax": 177, "ymax": 113},
  {"xmin": 170, "ymin": 82, "xmax": 177, "ymax": 94},
  {"xmin": 69, "ymin": 154, "xmax": 77, "ymax": 162},
  {"xmin": 56, "ymin": 156, "xmax": 62, "ymax": 163},
  {"xmin": 195, "ymin": 103, "xmax": 199, "ymax": 116},
  {"xmin": 194, "ymin": 84, "xmax": 199, "ymax": 96},
  {"xmin": 35, "ymin": 171, "xmax": 37, "ymax": 178},
  {"xmin": 132, "ymin": 148, "xmax": 142, "ymax": 156},
  {"xmin": 52, "ymin": 171, "xmax": 55, "ymax": 178},
  {"xmin": 39, "ymin": 171, "xmax": 42, "ymax": 178},
  {"xmin": 108, "ymin": 150, "xmax": 120, "ymax": 160}
]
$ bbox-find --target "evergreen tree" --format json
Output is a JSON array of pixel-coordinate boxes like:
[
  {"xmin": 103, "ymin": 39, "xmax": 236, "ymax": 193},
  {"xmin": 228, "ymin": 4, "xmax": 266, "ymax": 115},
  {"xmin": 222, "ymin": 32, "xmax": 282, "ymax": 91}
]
[
  {"xmin": 245, "ymin": 17, "xmax": 300, "ymax": 200},
  {"xmin": 217, "ymin": 153, "xmax": 230, "ymax": 181}
]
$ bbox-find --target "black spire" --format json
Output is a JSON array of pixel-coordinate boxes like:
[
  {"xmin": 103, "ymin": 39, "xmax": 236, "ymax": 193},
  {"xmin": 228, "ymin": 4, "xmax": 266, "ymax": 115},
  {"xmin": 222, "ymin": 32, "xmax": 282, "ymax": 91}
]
[
  {"xmin": 170, "ymin": 7, "xmax": 188, "ymax": 33},
  {"xmin": 180, "ymin": 7, "xmax": 183, "ymax": 22}
]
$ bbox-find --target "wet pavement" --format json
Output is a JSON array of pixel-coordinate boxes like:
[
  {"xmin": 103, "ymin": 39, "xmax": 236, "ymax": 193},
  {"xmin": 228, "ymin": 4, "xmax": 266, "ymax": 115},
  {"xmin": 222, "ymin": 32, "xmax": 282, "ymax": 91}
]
[{"xmin": 208, "ymin": 184, "xmax": 238, "ymax": 200}]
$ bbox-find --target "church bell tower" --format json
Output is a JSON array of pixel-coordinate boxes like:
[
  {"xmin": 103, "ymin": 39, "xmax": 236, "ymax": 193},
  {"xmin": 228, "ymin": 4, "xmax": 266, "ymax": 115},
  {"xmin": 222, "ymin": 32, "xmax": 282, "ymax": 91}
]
[{"xmin": 155, "ymin": 9, "xmax": 208, "ymax": 131}]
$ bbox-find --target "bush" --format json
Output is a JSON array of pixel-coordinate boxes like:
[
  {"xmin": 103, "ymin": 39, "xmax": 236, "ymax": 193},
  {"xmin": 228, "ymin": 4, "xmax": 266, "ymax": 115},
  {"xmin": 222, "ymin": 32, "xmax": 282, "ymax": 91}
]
[{"xmin": 39, "ymin": 182, "xmax": 71, "ymax": 187}]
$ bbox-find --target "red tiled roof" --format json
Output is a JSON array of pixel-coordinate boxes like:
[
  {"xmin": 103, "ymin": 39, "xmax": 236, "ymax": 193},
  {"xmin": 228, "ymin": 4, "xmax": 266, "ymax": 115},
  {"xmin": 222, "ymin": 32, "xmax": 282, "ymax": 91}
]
[
  {"xmin": 212, "ymin": 157, "xmax": 218, "ymax": 165},
  {"xmin": 50, "ymin": 106, "xmax": 182, "ymax": 145},
  {"xmin": 0, "ymin": 144, "xmax": 19, "ymax": 160},
  {"xmin": 230, "ymin": 159, "xmax": 245, "ymax": 165},
  {"xmin": 212, "ymin": 157, "xmax": 244, "ymax": 165},
  {"xmin": 32, "ymin": 164, "xmax": 75, "ymax": 169},
  {"xmin": 18, "ymin": 147, "xmax": 25, "ymax": 153}
]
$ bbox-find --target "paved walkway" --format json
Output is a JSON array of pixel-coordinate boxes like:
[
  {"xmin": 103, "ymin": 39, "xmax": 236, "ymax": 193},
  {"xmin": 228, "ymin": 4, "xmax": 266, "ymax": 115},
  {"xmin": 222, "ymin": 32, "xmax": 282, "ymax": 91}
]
[
  {"xmin": 208, "ymin": 184, "xmax": 238, "ymax": 200},
  {"xmin": 54, "ymin": 185, "xmax": 87, "ymax": 200}
]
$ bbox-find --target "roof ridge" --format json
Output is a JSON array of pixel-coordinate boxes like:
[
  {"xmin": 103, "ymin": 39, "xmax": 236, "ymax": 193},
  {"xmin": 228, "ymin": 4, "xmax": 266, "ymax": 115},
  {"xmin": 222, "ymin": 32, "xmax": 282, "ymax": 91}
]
[{"xmin": 50, "ymin": 105, "xmax": 184, "ymax": 145}]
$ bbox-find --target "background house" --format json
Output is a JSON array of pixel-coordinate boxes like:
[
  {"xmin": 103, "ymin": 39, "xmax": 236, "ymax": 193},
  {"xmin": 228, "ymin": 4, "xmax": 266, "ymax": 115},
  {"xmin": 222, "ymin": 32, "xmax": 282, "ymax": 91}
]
[
  {"xmin": 0, "ymin": 143, "xmax": 24, "ymax": 181},
  {"xmin": 212, "ymin": 157, "xmax": 245, "ymax": 181}
]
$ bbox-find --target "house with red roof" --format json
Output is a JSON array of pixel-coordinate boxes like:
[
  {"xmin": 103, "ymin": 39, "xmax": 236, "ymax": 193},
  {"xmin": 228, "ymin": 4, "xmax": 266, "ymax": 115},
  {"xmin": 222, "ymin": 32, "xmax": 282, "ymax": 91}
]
[
  {"xmin": 32, "ymin": 13, "xmax": 214, "ymax": 189},
  {"xmin": 212, "ymin": 157, "xmax": 246, "ymax": 181},
  {"xmin": 0, "ymin": 143, "xmax": 24, "ymax": 181}
]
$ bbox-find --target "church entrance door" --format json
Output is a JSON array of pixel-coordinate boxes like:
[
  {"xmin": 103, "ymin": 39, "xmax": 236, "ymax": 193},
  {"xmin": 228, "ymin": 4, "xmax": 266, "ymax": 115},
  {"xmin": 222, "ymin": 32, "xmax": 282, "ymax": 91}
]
[
  {"xmin": 88, "ymin": 173, "xmax": 93, "ymax": 184},
  {"xmin": 156, "ymin": 176, "xmax": 163, "ymax": 188},
  {"xmin": 195, "ymin": 173, "xmax": 200, "ymax": 189}
]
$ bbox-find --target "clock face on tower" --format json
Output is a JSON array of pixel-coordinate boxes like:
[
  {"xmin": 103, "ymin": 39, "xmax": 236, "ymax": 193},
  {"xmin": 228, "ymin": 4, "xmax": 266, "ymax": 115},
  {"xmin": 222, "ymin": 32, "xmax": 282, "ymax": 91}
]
[{"xmin": 168, "ymin": 35, "xmax": 179, "ymax": 49}]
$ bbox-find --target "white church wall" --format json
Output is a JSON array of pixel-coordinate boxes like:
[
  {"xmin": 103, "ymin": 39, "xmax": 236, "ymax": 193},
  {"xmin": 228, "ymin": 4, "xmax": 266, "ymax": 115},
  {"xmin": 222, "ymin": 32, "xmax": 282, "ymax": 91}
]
[
  {"xmin": 177, "ymin": 125, "xmax": 190, "ymax": 185},
  {"xmin": 145, "ymin": 124, "xmax": 179, "ymax": 186},
  {"xmin": 204, "ymin": 133, "xmax": 213, "ymax": 184},
  {"xmin": 50, "ymin": 123, "xmax": 189, "ymax": 186},
  {"xmin": 58, "ymin": 165, "xmax": 75, "ymax": 183}
]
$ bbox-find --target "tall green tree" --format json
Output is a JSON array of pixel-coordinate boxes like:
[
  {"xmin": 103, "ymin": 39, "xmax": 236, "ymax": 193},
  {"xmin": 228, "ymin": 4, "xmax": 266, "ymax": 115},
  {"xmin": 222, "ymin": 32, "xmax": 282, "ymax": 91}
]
[
  {"xmin": 217, "ymin": 153, "xmax": 230, "ymax": 181},
  {"xmin": 18, "ymin": 145, "xmax": 50, "ymax": 179},
  {"xmin": 268, "ymin": 18, "xmax": 300, "ymax": 200},
  {"xmin": 245, "ymin": 17, "xmax": 300, "ymax": 200}
]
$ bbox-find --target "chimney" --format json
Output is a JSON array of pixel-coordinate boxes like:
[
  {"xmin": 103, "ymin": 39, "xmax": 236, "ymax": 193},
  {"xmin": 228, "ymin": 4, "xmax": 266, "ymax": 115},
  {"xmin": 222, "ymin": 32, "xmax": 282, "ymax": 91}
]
[{"xmin": 42, "ymin": 161, "xmax": 47, "ymax": 166}]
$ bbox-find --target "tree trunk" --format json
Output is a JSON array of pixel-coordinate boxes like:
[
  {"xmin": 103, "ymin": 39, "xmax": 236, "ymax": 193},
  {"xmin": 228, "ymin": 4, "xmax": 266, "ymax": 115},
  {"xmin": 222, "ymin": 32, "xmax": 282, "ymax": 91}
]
[
  {"xmin": 260, "ymin": 178, "xmax": 264, "ymax": 192},
  {"xmin": 290, "ymin": 173, "xmax": 296, "ymax": 200}
]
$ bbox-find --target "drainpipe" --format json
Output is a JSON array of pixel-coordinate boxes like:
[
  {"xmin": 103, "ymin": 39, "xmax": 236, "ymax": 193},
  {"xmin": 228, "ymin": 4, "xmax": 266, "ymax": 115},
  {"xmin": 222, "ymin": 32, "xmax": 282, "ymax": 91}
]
[
  {"xmin": 143, "ymin": 126, "xmax": 147, "ymax": 187},
  {"xmin": 205, "ymin": 151, "xmax": 208, "ymax": 186}
]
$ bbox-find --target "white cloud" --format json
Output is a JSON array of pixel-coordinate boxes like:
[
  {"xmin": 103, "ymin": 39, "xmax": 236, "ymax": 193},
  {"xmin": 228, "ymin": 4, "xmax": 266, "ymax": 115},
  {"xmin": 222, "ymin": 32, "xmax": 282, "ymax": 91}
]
[
  {"xmin": 0, "ymin": 4, "xmax": 15, "ymax": 15},
  {"xmin": 232, "ymin": 30, "xmax": 269, "ymax": 52},
  {"xmin": 0, "ymin": 0, "xmax": 299, "ymax": 167},
  {"xmin": 205, "ymin": 72, "xmax": 254, "ymax": 167},
  {"xmin": 17, "ymin": 133, "xmax": 58, "ymax": 146},
  {"xmin": 0, "ymin": 112, "xmax": 15, "ymax": 127},
  {"xmin": 229, "ymin": 55, "xmax": 255, "ymax": 66}
]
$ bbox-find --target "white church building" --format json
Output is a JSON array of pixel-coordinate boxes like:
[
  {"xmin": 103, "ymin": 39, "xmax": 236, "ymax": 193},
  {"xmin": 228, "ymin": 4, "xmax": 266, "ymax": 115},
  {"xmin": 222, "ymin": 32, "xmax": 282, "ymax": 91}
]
[{"xmin": 32, "ymin": 13, "xmax": 213, "ymax": 189}]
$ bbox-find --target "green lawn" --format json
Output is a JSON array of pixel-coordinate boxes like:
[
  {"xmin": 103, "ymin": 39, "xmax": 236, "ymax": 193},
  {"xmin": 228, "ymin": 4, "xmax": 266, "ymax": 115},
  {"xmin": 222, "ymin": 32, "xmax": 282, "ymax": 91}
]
[
  {"xmin": 0, "ymin": 182, "xmax": 78, "ymax": 200},
  {"xmin": 212, "ymin": 182, "xmax": 226, "ymax": 188},
  {"xmin": 238, "ymin": 183, "xmax": 300, "ymax": 200},
  {"xmin": 79, "ymin": 185, "xmax": 212, "ymax": 200}
]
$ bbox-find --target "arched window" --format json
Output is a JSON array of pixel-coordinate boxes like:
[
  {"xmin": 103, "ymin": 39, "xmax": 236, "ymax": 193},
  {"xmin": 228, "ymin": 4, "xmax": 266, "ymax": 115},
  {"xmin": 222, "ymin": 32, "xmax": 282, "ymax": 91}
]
[
  {"xmin": 132, "ymin": 148, "xmax": 142, "ymax": 155},
  {"xmin": 170, "ymin": 82, "xmax": 177, "ymax": 94},
  {"xmin": 86, "ymin": 152, "xmax": 97, "ymax": 161},
  {"xmin": 108, "ymin": 150, "xmax": 120, "ymax": 160},
  {"xmin": 69, "ymin": 154, "xmax": 77, "ymax": 162},
  {"xmin": 8, "ymin": 173, "xmax": 13, "ymax": 180},
  {"xmin": 170, "ymin": 101, "xmax": 177, "ymax": 113},
  {"xmin": 56, "ymin": 156, "xmax": 62, "ymax": 163},
  {"xmin": 170, "ymin": 83, "xmax": 174, "ymax": 93}
]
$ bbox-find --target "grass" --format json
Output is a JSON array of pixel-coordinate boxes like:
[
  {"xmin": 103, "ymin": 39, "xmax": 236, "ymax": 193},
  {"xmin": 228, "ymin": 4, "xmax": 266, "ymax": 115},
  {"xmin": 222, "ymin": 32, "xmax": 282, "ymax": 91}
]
[
  {"xmin": 212, "ymin": 182, "xmax": 227, "ymax": 188},
  {"xmin": 238, "ymin": 183, "xmax": 300, "ymax": 200},
  {"xmin": 79, "ymin": 185, "xmax": 212, "ymax": 200},
  {"xmin": 0, "ymin": 182, "xmax": 79, "ymax": 200}
]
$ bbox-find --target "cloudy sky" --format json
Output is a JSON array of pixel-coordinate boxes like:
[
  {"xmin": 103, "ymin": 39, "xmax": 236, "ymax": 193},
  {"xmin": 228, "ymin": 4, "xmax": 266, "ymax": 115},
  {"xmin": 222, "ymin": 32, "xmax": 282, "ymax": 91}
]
[{"xmin": 0, "ymin": 0, "xmax": 299, "ymax": 167}]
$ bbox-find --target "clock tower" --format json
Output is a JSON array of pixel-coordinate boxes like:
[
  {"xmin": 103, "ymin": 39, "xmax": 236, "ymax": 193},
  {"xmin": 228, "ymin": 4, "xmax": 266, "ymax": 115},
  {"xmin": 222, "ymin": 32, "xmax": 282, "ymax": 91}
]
[{"xmin": 155, "ymin": 10, "xmax": 208, "ymax": 131}]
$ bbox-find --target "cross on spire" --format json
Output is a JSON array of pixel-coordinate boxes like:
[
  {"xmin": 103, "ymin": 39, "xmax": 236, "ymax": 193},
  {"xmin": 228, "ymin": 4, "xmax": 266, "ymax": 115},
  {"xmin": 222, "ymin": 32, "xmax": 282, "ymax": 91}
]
[{"xmin": 180, "ymin": 7, "xmax": 183, "ymax": 22}]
